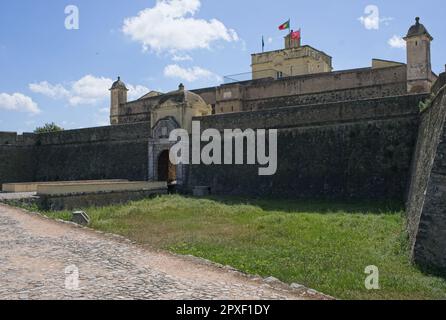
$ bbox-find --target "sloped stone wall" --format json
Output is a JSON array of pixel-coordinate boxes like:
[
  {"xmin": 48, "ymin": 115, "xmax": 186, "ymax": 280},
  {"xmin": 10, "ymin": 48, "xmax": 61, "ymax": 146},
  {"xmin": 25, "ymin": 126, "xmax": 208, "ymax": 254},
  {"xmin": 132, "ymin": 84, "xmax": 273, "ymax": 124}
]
[
  {"xmin": 188, "ymin": 94, "xmax": 425, "ymax": 200},
  {"xmin": 406, "ymin": 73, "xmax": 446, "ymax": 273}
]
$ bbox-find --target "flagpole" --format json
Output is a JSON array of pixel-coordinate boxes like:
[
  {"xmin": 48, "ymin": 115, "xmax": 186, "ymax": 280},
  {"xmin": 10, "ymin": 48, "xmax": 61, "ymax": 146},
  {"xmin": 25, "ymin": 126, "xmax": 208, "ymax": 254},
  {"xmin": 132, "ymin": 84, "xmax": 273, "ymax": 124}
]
[{"xmin": 300, "ymin": 28, "xmax": 302, "ymax": 46}]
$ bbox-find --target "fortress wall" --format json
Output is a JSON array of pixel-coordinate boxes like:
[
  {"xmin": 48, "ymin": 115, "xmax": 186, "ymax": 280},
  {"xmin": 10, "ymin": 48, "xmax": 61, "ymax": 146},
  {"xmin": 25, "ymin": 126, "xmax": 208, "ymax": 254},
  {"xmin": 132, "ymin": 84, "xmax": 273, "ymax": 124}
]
[
  {"xmin": 243, "ymin": 82, "xmax": 407, "ymax": 111},
  {"xmin": 117, "ymin": 99, "xmax": 154, "ymax": 124},
  {"xmin": 212, "ymin": 66, "xmax": 407, "ymax": 113},
  {"xmin": 36, "ymin": 122, "xmax": 150, "ymax": 145},
  {"xmin": 192, "ymin": 87, "xmax": 217, "ymax": 106},
  {"xmin": 0, "ymin": 145, "xmax": 35, "ymax": 186},
  {"xmin": 117, "ymin": 67, "xmax": 407, "ymax": 118},
  {"xmin": 0, "ymin": 123, "xmax": 152, "ymax": 185},
  {"xmin": 242, "ymin": 65, "xmax": 407, "ymax": 101},
  {"xmin": 117, "ymin": 113, "xmax": 151, "ymax": 124},
  {"xmin": 188, "ymin": 94, "xmax": 425, "ymax": 200},
  {"xmin": 34, "ymin": 139, "xmax": 149, "ymax": 182},
  {"xmin": 33, "ymin": 122, "xmax": 151, "ymax": 182},
  {"xmin": 0, "ymin": 132, "xmax": 36, "ymax": 185},
  {"xmin": 406, "ymin": 73, "xmax": 446, "ymax": 272},
  {"xmin": 199, "ymin": 94, "xmax": 425, "ymax": 130},
  {"xmin": 0, "ymin": 132, "xmax": 19, "ymax": 145}
]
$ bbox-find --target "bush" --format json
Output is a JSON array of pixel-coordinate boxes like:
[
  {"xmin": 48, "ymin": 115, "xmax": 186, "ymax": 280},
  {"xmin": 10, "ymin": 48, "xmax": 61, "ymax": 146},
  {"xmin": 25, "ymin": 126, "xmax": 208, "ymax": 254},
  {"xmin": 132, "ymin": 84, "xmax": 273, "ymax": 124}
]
[{"xmin": 34, "ymin": 122, "xmax": 64, "ymax": 134}]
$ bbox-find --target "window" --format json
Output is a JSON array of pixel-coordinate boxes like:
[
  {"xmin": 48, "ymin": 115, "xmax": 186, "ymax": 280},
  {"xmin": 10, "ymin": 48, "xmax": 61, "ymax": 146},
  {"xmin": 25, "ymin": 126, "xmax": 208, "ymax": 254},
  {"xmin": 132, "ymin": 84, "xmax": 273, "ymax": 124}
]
[
  {"xmin": 161, "ymin": 127, "xmax": 168, "ymax": 137},
  {"xmin": 276, "ymin": 71, "xmax": 283, "ymax": 79}
]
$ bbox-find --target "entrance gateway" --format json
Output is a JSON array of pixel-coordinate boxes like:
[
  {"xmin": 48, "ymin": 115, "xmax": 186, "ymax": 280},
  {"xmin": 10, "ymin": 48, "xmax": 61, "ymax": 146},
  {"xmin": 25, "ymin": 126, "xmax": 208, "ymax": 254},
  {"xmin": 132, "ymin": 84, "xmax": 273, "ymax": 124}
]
[{"xmin": 146, "ymin": 84, "xmax": 213, "ymax": 187}]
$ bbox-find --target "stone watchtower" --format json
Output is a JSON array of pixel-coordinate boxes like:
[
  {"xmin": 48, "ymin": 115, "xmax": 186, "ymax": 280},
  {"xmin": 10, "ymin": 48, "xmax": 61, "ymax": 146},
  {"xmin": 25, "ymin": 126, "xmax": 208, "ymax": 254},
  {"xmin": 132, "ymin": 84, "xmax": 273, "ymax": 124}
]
[
  {"xmin": 109, "ymin": 77, "xmax": 128, "ymax": 125},
  {"xmin": 404, "ymin": 17, "xmax": 434, "ymax": 93},
  {"xmin": 251, "ymin": 32, "xmax": 332, "ymax": 80},
  {"xmin": 284, "ymin": 31, "xmax": 301, "ymax": 49}
]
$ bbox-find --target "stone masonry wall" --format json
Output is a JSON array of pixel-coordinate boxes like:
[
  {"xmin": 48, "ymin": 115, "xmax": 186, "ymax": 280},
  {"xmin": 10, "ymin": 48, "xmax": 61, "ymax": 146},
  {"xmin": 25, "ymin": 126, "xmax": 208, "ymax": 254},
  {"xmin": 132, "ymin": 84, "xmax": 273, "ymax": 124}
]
[
  {"xmin": 242, "ymin": 65, "xmax": 407, "ymax": 101},
  {"xmin": 0, "ymin": 123, "xmax": 152, "ymax": 185},
  {"xmin": 0, "ymin": 132, "xmax": 36, "ymax": 186},
  {"xmin": 117, "ymin": 66, "xmax": 407, "ymax": 118},
  {"xmin": 214, "ymin": 66, "xmax": 407, "ymax": 113},
  {"xmin": 243, "ymin": 82, "xmax": 406, "ymax": 111},
  {"xmin": 34, "ymin": 123, "xmax": 151, "ymax": 182},
  {"xmin": 406, "ymin": 72, "xmax": 446, "ymax": 273},
  {"xmin": 198, "ymin": 94, "xmax": 424, "ymax": 131},
  {"xmin": 188, "ymin": 94, "xmax": 425, "ymax": 200},
  {"xmin": 0, "ymin": 145, "xmax": 35, "ymax": 185}
]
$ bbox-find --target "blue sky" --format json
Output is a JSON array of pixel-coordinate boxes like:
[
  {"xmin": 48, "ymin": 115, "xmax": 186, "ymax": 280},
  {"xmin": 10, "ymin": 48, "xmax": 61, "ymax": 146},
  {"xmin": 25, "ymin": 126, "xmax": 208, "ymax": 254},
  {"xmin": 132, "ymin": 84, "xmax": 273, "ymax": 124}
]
[{"xmin": 0, "ymin": 0, "xmax": 444, "ymax": 133}]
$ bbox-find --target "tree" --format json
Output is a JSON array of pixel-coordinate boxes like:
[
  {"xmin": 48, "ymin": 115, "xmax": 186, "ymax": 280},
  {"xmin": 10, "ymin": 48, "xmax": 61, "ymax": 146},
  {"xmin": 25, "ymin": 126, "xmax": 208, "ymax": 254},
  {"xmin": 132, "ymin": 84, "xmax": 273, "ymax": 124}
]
[{"xmin": 34, "ymin": 122, "xmax": 64, "ymax": 134}]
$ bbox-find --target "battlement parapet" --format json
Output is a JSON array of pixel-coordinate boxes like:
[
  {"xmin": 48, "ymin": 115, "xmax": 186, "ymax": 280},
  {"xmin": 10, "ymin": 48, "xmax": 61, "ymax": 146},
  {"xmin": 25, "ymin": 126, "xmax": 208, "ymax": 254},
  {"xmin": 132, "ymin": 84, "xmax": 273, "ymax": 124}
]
[{"xmin": 0, "ymin": 132, "xmax": 36, "ymax": 146}]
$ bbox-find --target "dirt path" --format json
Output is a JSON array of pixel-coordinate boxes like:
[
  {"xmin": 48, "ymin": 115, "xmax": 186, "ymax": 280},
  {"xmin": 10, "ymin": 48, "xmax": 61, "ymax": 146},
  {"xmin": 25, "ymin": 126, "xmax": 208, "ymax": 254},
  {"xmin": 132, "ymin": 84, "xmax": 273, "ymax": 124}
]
[{"xmin": 0, "ymin": 204, "xmax": 327, "ymax": 300}]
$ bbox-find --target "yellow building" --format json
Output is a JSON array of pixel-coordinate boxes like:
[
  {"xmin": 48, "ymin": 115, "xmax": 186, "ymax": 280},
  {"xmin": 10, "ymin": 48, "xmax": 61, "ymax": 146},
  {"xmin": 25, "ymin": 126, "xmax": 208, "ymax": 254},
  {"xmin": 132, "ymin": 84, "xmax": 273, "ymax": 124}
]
[{"xmin": 251, "ymin": 32, "xmax": 333, "ymax": 80}]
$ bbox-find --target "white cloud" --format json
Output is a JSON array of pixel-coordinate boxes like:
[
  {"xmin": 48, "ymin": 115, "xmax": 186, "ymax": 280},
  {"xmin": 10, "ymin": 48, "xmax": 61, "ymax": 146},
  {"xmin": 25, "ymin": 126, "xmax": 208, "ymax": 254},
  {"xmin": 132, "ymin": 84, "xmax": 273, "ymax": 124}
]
[
  {"xmin": 122, "ymin": 0, "xmax": 238, "ymax": 53},
  {"xmin": 388, "ymin": 35, "xmax": 406, "ymax": 49},
  {"xmin": 0, "ymin": 93, "xmax": 40, "ymax": 114},
  {"xmin": 30, "ymin": 75, "xmax": 150, "ymax": 107},
  {"xmin": 267, "ymin": 37, "xmax": 273, "ymax": 44},
  {"xmin": 29, "ymin": 81, "xmax": 70, "ymax": 99},
  {"xmin": 127, "ymin": 84, "xmax": 151, "ymax": 100},
  {"xmin": 69, "ymin": 75, "xmax": 113, "ymax": 106},
  {"xmin": 164, "ymin": 64, "xmax": 222, "ymax": 82},
  {"xmin": 358, "ymin": 5, "xmax": 393, "ymax": 30},
  {"xmin": 172, "ymin": 54, "xmax": 193, "ymax": 62}
]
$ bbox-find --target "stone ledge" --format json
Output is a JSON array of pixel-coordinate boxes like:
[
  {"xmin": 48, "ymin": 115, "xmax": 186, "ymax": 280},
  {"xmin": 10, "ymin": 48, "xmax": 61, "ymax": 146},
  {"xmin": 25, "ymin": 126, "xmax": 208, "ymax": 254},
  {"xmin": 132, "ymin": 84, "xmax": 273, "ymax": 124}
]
[{"xmin": 38, "ymin": 188, "xmax": 167, "ymax": 211}]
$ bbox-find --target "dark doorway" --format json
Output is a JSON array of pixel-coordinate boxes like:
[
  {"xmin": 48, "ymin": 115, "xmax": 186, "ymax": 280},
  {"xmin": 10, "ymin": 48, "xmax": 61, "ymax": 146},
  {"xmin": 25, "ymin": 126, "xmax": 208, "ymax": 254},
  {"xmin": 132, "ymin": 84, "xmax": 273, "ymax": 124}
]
[{"xmin": 158, "ymin": 150, "xmax": 176, "ymax": 183}]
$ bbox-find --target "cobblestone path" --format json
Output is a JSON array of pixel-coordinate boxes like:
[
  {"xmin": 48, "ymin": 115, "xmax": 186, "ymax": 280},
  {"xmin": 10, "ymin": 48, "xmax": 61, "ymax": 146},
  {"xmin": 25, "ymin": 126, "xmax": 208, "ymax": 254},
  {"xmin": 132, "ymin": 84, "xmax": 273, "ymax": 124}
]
[{"xmin": 0, "ymin": 204, "xmax": 327, "ymax": 300}]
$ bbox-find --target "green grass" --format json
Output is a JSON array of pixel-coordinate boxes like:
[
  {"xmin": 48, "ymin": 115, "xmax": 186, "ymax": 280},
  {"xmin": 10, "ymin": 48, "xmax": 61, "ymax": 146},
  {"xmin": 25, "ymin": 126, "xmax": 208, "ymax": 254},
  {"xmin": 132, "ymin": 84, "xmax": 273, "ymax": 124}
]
[{"xmin": 36, "ymin": 195, "xmax": 446, "ymax": 300}]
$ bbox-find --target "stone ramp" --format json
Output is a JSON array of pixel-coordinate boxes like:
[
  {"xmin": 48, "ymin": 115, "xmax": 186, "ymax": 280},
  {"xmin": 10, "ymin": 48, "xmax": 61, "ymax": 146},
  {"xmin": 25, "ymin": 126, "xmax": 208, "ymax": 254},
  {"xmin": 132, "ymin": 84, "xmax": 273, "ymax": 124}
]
[
  {"xmin": 1, "ymin": 181, "xmax": 168, "ymax": 211},
  {"xmin": 0, "ymin": 192, "xmax": 37, "ymax": 200},
  {"xmin": 1, "ymin": 180, "xmax": 129, "ymax": 193},
  {"xmin": 0, "ymin": 204, "xmax": 329, "ymax": 300}
]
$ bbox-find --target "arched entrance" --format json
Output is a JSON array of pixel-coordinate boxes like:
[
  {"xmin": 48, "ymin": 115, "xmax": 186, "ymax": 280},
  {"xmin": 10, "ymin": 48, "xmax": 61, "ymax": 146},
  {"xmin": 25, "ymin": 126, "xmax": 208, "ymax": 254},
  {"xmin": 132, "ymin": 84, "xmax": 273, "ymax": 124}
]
[{"xmin": 157, "ymin": 150, "xmax": 176, "ymax": 184}]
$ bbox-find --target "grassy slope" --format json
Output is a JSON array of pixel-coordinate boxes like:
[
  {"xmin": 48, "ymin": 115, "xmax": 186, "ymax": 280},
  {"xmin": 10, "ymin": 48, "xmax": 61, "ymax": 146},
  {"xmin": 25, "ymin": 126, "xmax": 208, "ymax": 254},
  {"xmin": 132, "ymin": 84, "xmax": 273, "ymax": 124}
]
[{"xmin": 41, "ymin": 195, "xmax": 446, "ymax": 300}]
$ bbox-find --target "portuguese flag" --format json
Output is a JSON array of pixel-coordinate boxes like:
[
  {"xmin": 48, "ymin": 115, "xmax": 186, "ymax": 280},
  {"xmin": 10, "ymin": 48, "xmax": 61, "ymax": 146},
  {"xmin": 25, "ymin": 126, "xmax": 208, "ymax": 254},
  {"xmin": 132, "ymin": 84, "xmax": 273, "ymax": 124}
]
[
  {"xmin": 291, "ymin": 29, "xmax": 301, "ymax": 40},
  {"xmin": 278, "ymin": 20, "xmax": 290, "ymax": 30}
]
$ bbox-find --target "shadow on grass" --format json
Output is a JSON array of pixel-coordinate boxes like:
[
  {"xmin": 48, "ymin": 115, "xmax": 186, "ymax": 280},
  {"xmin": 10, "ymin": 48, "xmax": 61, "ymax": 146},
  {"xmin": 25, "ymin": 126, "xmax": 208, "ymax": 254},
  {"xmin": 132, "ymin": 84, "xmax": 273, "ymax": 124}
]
[{"xmin": 186, "ymin": 194, "xmax": 405, "ymax": 215}]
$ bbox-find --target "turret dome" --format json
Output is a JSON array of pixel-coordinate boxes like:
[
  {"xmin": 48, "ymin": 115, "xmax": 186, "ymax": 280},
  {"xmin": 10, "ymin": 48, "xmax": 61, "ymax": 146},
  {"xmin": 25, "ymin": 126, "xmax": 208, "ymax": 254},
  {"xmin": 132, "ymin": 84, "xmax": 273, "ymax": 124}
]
[
  {"xmin": 110, "ymin": 76, "xmax": 128, "ymax": 91},
  {"xmin": 405, "ymin": 17, "xmax": 433, "ymax": 40}
]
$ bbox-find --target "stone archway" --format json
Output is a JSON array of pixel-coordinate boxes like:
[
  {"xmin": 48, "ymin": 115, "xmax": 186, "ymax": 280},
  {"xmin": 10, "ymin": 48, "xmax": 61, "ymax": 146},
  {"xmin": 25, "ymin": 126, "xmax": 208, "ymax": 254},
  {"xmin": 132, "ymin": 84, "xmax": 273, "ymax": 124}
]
[
  {"xmin": 148, "ymin": 116, "xmax": 186, "ymax": 187},
  {"xmin": 157, "ymin": 150, "xmax": 176, "ymax": 183}
]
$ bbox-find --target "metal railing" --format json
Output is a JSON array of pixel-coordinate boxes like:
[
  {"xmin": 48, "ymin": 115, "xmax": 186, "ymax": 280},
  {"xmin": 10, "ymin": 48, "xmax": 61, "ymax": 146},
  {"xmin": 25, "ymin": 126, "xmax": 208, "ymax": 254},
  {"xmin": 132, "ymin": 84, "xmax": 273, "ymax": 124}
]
[{"xmin": 223, "ymin": 70, "xmax": 290, "ymax": 84}]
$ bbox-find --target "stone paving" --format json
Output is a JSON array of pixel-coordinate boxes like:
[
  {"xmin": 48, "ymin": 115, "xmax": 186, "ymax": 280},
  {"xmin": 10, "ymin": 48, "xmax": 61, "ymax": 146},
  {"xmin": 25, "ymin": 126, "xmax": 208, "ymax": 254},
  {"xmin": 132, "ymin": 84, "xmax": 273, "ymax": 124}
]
[{"xmin": 0, "ymin": 204, "xmax": 328, "ymax": 300}]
